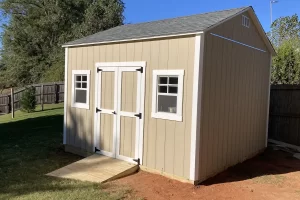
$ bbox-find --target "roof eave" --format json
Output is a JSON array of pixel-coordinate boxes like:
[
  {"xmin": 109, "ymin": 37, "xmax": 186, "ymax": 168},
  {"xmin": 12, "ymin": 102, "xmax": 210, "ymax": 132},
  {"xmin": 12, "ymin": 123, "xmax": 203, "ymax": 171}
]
[{"xmin": 62, "ymin": 31, "xmax": 204, "ymax": 48}]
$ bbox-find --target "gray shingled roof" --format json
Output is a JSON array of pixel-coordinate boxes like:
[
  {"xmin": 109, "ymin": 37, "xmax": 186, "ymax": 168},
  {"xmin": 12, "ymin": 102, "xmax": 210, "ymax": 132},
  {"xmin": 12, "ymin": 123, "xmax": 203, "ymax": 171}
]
[{"xmin": 64, "ymin": 7, "xmax": 248, "ymax": 46}]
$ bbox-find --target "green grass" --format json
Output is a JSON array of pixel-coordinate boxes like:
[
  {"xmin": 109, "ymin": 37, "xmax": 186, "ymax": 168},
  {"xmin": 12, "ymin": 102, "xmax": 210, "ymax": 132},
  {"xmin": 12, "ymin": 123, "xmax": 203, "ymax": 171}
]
[{"xmin": 0, "ymin": 104, "xmax": 133, "ymax": 200}]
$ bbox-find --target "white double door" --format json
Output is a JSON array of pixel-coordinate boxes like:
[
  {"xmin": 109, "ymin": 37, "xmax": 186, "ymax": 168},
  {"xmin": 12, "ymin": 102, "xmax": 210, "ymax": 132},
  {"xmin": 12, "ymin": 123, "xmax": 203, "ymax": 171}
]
[{"xmin": 94, "ymin": 65, "xmax": 144, "ymax": 164}]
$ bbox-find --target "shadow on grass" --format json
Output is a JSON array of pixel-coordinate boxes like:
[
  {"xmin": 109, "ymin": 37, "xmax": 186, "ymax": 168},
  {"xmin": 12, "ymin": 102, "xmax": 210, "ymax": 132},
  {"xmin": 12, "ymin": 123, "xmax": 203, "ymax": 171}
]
[
  {"xmin": 0, "ymin": 114, "xmax": 117, "ymax": 199},
  {"xmin": 202, "ymin": 147, "xmax": 300, "ymax": 186}
]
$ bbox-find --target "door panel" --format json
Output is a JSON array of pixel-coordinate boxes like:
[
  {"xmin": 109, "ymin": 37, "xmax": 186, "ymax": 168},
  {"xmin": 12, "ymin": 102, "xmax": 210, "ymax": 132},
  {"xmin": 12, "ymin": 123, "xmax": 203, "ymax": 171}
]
[
  {"xmin": 98, "ymin": 69, "xmax": 117, "ymax": 156},
  {"xmin": 99, "ymin": 113, "xmax": 114, "ymax": 152},
  {"xmin": 121, "ymin": 72, "xmax": 137, "ymax": 113},
  {"xmin": 101, "ymin": 71, "xmax": 115, "ymax": 110},
  {"xmin": 116, "ymin": 69, "xmax": 140, "ymax": 162},
  {"xmin": 119, "ymin": 116, "xmax": 136, "ymax": 158}
]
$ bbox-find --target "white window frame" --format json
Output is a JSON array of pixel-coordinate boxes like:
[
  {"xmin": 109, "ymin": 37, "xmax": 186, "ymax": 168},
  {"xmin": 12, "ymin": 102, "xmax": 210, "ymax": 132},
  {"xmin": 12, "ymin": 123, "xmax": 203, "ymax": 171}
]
[
  {"xmin": 151, "ymin": 70, "xmax": 184, "ymax": 121},
  {"xmin": 71, "ymin": 70, "xmax": 90, "ymax": 109},
  {"xmin": 242, "ymin": 15, "xmax": 250, "ymax": 28}
]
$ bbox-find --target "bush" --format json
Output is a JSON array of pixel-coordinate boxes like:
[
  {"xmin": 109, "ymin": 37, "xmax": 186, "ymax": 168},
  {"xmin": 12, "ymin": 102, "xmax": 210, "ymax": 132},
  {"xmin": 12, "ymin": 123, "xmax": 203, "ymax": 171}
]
[{"xmin": 20, "ymin": 87, "xmax": 37, "ymax": 113}]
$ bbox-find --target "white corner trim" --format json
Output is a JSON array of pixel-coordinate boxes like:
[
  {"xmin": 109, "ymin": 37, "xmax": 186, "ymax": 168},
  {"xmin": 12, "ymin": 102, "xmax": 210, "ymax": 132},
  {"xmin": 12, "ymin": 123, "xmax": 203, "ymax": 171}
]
[
  {"xmin": 210, "ymin": 33, "xmax": 266, "ymax": 53},
  {"xmin": 265, "ymin": 56, "xmax": 272, "ymax": 147},
  {"xmin": 62, "ymin": 32, "xmax": 203, "ymax": 48},
  {"xmin": 63, "ymin": 48, "xmax": 68, "ymax": 145},
  {"xmin": 151, "ymin": 69, "xmax": 184, "ymax": 122},
  {"xmin": 190, "ymin": 33, "xmax": 204, "ymax": 181},
  {"xmin": 71, "ymin": 70, "xmax": 91, "ymax": 110}
]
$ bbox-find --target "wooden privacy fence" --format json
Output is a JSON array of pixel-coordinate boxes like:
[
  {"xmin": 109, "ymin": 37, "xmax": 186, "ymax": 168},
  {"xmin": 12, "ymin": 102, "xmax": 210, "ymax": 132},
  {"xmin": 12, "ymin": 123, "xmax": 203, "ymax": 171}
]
[
  {"xmin": 0, "ymin": 82, "xmax": 64, "ymax": 114},
  {"xmin": 268, "ymin": 85, "xmax": 300, "ymax": 146}
]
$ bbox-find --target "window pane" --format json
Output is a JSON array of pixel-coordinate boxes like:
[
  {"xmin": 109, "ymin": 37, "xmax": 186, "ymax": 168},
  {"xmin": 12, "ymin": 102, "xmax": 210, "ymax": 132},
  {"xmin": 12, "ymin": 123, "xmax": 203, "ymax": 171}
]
[
  {"xmin": 158, "ymin": 86, "xmax": 167, "ymax": 93},
  {"xmin": 82, "ymin": 75, "xmax": 87, "ymax": 81},
  {"xmin": 157, "ymin": 95, "xmax": 177, "ymax": 113},
  {"xmin": 159, "ymin": 76, "xmax": 168, "ymax": 84},
  {"xmin": 82, "ymin": 82, "xmax": 87, "ymax": 88},
  {"xmin": 169, "ymin": 86, "xmax": 178, "ymax": 94},
  {"xmin": 76, "ymin": 82, "xmax": 81, "ymax": 88},
  {"xmin": 76, "ymin": 75, "xmax": 81, "ymax": 81},
  {"xmin": 169, "ymin": 77, "xmax": 178, "ymax": 84},
  {"xmin": 75, "ymin": 90, "xmax": 87, "ymax": 103}
]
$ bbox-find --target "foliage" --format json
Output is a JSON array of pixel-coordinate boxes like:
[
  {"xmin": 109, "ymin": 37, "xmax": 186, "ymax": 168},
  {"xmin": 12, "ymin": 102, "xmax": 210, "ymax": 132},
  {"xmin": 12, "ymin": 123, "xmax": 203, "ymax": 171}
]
[
  {"xmin": 0, "ymin": 0, "xmax": 124, "ymax": 86},
  {"xmin": 271, "ymin": 40, "xmax": 300, "ymax": 84},
  {"xmin": 269, "ymin": 14, "xmax": 300, "ymax": 48},
  {"xmin": 269, "ymin": 14, "xmax": 300, "ymax": 84},
  {"xmin": 20, "ymin": 86, "xmax": 36, "ymax": 113}
]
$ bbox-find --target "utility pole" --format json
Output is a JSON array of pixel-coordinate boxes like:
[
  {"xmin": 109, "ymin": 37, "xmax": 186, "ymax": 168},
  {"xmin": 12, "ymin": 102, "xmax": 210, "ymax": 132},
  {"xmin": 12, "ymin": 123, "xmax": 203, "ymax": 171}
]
[{"xmin": 270, "ymin": 0, "xmax": 279, "ymax": 37}]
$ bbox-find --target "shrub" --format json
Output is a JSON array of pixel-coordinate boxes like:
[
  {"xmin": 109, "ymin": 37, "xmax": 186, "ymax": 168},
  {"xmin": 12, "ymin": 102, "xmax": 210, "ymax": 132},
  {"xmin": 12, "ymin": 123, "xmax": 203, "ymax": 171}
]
[{"xmin": 20, "ymin": 87, "xmax": 37, "ymax": 113}]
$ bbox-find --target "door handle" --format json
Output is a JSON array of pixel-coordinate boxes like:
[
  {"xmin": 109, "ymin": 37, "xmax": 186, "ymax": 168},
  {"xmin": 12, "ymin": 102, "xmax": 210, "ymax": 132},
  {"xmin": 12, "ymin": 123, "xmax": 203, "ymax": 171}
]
[{"xmin": 112, "ymin": 111, "xmax": 116, "ymax": 115}]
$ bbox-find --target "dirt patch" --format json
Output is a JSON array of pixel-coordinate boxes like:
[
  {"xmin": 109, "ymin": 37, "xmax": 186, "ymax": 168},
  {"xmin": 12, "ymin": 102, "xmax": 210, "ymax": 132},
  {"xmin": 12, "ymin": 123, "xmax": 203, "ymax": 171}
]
[{"xmin": 113, "ymin": 148, "xmax": 300, "ymax": 200}]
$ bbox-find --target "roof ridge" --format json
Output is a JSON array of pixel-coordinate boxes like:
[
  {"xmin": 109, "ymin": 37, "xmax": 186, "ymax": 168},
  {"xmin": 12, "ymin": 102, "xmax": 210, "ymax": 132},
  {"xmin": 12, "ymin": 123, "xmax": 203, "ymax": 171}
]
[{"xmin": 121, "ymin": 6, "xmax": 250, "ymax": 27}]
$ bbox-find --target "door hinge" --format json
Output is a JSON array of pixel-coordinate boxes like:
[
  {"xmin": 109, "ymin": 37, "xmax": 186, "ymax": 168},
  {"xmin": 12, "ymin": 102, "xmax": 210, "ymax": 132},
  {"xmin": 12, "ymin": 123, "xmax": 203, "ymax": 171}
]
[
  {"xmin": 96, "ymin": 107, "xmax": 102, "ymax": 113},
  {"xmin": 133, "ymin": 158, "xmax": 140, "ymax": 165},
  {"xmin": 97, "ymin": 68, "xmax": 102, "ymax": 73},
  {"xmin": 134, "ymin": 113, "xmax": 142, "ymax": 119},
  {"xmin": 136, "ymin": 67, "xmax": 143, "ymax": 73},
  {"xmin": 95, "ymin": 147, "xmax": 100, "ymax": 152}
]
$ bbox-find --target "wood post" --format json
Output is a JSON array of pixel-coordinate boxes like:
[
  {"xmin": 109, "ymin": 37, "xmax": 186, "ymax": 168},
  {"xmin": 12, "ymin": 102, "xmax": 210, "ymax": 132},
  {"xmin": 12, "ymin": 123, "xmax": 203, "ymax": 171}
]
[
  {"xmin": 11, "ymin": 88, "xmax": 14, "ymax": 118},
  {"xmin": 41, "ymin": 84, "xmax": 44, "ymax": 111},
  {"xmin": 55, "ymin": 84, "xmax": 59, "ymax": 103},
  {"xmin": 7, "ymin": 95, "xmax": 11, "ymax": 114}
]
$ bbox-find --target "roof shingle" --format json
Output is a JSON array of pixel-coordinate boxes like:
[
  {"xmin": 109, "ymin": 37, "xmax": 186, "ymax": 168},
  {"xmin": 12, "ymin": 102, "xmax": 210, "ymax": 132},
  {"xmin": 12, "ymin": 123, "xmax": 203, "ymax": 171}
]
[{"xmin": 64, "ymin": 7, "xmax": 248, "ymax": 46}]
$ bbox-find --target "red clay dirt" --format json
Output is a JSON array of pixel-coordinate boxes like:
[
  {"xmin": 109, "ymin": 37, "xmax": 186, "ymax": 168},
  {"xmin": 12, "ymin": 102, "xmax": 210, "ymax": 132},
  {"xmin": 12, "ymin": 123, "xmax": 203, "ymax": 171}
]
[{"xmin": 112, "ymin": 148, "xmax": 300, "ymax": 200}]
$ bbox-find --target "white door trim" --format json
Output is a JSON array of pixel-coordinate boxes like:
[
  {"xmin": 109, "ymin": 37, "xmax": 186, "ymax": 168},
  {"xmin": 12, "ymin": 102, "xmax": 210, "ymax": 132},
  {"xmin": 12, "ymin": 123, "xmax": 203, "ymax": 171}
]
[
  {"xmin": 115, "ymin": 66, "xmax": 141, "ymax": 164},
  {"xmin": 94, "ymin": 67, "xmax": 118, "ymax": 157},
  {"xmin": 94, "ymin": 62, "xmax": 146, "ymax": 165}
]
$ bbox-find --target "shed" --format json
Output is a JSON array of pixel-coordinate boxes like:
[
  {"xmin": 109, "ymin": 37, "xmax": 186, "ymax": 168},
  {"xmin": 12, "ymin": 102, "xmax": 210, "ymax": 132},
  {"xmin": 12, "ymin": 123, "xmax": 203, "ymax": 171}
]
[{"xmin": 62, "ymin": 6, "xmax": 276, "ymax": 184}]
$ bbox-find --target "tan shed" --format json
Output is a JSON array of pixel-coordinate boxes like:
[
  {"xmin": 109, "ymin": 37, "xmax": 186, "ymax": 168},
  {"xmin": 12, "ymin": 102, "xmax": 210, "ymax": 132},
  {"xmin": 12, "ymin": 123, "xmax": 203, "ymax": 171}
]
[{"xmin": 62, "ymin": 6, "xmax": 276, "ymax": 184}]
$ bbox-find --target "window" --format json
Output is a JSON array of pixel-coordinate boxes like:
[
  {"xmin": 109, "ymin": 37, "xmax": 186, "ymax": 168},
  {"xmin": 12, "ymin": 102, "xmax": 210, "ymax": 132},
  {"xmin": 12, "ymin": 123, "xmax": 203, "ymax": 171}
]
[
  {"xmin": 242, "ymin": 15, "xmax": 250, "ymax": 28},
  {"xmin": 72, "ymin": 70, "xmax": 90, "ymax": 109},
  {"xmin": 151, "ymin": 70, "xmax": 184, "ymax": 121}
]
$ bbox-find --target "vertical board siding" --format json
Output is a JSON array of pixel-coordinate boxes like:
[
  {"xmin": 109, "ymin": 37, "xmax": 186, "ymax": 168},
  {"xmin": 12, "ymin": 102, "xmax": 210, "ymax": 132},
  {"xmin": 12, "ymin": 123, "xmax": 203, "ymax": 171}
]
[
  {"xmin": 198, "ymin": 11, "xmax": 271, "ymax": 181},
  {"xmin": 66, "ymin": 36, "xmax": 195, "ymax": 179}
]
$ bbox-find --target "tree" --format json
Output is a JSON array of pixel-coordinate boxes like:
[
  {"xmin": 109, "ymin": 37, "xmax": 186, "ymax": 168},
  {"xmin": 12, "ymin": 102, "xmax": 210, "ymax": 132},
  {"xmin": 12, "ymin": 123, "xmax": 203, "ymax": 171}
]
[
  {"xmin": 271, "ymin": 40, "xmax": 300, "ymax": 84},
  {"xmin": 20, "ymin": 86, "xmax": 36, "ymax": 113},
  {"xmin": 269, "ymin": 14, "xmax": 300, "ymax": 48},
  {"xmin": 268, "ymin": 14, "xmax": 300, "ymax": 84},
  {"xmin": 0, "ymin": 0, "xmax": 124, "ymax": 86}
]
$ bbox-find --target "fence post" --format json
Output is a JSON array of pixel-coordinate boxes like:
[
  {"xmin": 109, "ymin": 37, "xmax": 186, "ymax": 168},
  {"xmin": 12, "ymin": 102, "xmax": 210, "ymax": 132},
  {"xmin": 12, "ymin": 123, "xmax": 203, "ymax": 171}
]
[
  {"xmin": 7, "ymin": 95, "xmax": 11, "ymax": 114},
  {"xmin": 41, "ymin": 84, "xmax": 44, "ymax": 111},
  {"xmin": 11, "ymin": 88, "xmax": 14, "ymax": 118},
  {"xmin": 55, "ymin": 83, "xmax": 59, "ymax": 104}
]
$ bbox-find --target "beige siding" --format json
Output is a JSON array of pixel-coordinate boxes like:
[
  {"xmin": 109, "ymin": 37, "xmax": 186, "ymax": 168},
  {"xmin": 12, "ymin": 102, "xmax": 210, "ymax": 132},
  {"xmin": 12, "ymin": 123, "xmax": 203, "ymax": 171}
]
[
  {"xmin": 66, "ymin": 36, "xmax": 195, "ymax": 179},
  {"xmin": 198, "ymin": 12, "xmax": 271, "ymax": 181}
]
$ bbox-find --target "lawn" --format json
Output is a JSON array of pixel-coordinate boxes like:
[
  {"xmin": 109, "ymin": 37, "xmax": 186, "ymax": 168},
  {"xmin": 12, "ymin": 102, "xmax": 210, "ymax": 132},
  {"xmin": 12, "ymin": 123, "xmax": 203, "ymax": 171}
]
[{"xmin": 0, "ymin": 104, "xmax": 134, "ymax": 200}]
